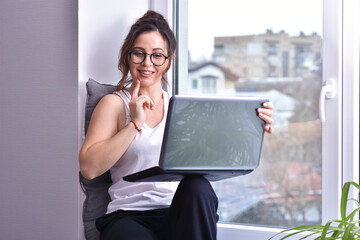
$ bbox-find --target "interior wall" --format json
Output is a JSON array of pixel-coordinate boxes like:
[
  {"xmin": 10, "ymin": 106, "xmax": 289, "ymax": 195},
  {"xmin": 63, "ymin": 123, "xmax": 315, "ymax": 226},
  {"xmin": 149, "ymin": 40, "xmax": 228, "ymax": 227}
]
[
  {"xmin": 77, "ymin": 3, "xmax": 151, "ymax": 239},
  {"xmin": 79, "ymin": 0, "xmax": 156, "ymax": 87},
  {"xmin": 77, "ymin": 0, "xmax": 173, "ymax": 163},
  {"xmin": 0, "ymin": 1, "xmax": 79, "ymax": 239},
  {"xmin": 78, "ymin": 0, "xmax": 172, "ymax": 239},
  {"xmin": 78, "ymin": 0, "xmax": 171, "ymax": 140}
]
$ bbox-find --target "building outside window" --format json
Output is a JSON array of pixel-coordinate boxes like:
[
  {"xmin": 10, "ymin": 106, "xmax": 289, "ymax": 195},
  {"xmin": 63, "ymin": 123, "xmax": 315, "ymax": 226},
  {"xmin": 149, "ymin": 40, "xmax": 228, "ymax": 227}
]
[{"xmin": 213, "ymin": 31, "xmax": 322, "ymax": 79}]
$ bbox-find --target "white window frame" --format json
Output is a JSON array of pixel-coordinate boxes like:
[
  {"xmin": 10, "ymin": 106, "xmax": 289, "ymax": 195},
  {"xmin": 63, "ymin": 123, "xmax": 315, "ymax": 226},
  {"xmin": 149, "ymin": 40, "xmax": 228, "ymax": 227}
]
[
  {"xmin": 172, "ymin": 0, "xmax": 360, "ymax": 238},
  {"xmin": 342, "ymin": 0, "xmax": 359, "ymax": 207}
]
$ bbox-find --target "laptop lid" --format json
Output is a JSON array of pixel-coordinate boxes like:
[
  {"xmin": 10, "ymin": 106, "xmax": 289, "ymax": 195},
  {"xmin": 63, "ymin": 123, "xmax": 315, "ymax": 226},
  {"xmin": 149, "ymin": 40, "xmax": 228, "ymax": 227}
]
[{"xmin": 159, "ymin": 95, "xmax": 268, "ymax": 171}]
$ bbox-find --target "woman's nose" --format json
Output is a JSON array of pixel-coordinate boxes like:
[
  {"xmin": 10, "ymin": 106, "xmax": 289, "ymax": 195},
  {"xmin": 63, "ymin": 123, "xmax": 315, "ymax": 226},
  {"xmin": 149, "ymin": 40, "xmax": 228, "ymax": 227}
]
[{"xmin": 142, "ymin": 54, "xmax": 153, "ymax": 66}]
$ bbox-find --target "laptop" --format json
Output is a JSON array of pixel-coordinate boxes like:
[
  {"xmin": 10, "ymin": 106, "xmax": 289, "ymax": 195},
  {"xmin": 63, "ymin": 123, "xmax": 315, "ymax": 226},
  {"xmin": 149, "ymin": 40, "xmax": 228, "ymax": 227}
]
[{"xmin": 123, "ymin": 95, "xmax": 268, "ymax": 182}]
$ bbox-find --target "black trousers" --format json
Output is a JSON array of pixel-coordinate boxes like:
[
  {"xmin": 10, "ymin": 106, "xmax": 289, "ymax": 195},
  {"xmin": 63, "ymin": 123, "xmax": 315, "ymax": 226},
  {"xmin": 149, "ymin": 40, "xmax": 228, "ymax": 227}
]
[{"xmin": 96, "ymin": 176, "xmax": 219, "ymax": 240}]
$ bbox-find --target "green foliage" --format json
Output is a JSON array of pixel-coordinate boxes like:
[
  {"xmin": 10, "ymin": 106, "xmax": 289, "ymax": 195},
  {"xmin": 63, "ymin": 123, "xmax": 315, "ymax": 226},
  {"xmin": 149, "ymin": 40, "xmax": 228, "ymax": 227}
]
[{"xmin": 269, "ymin": 181, "xmax": 360, "ymax": 240}]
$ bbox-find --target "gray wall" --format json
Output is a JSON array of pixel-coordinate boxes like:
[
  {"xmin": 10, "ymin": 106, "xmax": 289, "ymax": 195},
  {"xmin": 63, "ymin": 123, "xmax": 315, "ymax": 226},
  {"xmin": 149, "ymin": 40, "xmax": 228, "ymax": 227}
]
[{"xmin": 0, "ymin": 1, "xmax": 79, "ymax": 239}]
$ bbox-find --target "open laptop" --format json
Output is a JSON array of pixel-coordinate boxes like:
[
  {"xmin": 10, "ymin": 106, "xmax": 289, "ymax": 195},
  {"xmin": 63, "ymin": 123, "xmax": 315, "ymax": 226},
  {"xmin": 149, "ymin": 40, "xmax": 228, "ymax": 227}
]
[{"xmin": 123, "ymin": 95, "xmax": 268, "ymax": 182}]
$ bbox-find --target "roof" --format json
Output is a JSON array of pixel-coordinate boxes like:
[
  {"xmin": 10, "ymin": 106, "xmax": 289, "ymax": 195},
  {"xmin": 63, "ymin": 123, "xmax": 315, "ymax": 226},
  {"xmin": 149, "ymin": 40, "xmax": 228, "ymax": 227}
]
[{"xmin": 188, "ymin": 61, "xmax": 239, "ymax": 81}]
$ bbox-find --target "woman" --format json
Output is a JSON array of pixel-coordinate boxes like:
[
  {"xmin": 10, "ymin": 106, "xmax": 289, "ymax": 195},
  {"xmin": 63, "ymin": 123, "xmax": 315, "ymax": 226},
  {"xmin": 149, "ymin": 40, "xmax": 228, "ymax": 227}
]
[{"xmin": 79, "ymin": 10, "xmax": 274, "ymax": 240}]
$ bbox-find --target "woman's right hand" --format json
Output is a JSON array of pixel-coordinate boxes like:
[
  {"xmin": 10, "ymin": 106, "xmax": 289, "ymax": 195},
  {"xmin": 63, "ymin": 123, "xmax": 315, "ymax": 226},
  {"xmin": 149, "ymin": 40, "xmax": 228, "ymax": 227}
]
[{"xmin": 129, "ymin": 80, "xmax": 155, "ymax": 128}]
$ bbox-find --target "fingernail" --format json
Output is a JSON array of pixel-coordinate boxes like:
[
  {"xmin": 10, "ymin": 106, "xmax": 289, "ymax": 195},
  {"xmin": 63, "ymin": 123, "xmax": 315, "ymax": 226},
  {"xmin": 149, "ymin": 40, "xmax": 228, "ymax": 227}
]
[{"xmin": 263, "ymin": 102, "xmax": 267, "ymax": 107}]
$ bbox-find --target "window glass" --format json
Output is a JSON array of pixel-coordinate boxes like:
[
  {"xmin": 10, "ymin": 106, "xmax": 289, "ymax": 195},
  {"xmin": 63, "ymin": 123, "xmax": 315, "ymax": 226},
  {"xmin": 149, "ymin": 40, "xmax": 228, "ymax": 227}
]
[{"xmin": 182, "ymin": 0, "xmax": 323, "ymax": 228}]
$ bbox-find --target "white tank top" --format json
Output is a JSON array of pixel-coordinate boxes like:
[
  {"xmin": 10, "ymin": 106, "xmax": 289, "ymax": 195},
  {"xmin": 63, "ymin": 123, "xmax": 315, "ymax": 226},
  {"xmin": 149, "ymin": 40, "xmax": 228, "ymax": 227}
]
[{"xmin": 107, "ymin": 89, "xmax": 177, "ymax": 214}]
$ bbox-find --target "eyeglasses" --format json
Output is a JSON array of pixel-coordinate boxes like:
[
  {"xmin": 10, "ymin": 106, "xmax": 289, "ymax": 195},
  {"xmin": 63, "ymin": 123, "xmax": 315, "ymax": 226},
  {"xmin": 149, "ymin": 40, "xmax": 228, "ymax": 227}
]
[{"xmin": 128, "ymin": 51, "xmax": 169, "ymax": 66}]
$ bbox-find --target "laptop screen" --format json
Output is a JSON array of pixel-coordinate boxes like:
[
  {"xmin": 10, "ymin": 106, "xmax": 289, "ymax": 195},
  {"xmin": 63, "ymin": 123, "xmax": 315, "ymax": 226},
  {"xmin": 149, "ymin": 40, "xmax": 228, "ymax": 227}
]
[{"xmin": 160, "ymin": 96, "xmax": 267, "ymax": 170}]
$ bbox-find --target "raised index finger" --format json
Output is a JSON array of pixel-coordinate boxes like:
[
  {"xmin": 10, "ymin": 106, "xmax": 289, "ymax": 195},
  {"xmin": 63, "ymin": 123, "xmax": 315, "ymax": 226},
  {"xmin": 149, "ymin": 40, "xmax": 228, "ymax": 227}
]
[{"xmin": 131, "ymin": 80, "xmax": 140, "ymax": 99}]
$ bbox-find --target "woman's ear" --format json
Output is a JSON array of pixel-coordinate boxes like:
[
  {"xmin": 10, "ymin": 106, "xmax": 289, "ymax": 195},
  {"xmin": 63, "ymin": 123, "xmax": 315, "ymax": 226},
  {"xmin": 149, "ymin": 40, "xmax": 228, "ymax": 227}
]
[
  {"xmin": 164, "ymin": 54, "xmax": 174, "ymax": 70},
  {"xmin": 167, "ymin": 54, "xmax": 174, "ymax": 69}
]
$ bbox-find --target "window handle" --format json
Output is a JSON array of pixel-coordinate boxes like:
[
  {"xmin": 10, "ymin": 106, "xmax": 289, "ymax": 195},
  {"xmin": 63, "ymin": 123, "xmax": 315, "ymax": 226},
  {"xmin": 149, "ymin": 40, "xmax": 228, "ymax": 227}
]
[{"xmin": 319, "ymin": 79, "xmax": 335, "ymax": 122}]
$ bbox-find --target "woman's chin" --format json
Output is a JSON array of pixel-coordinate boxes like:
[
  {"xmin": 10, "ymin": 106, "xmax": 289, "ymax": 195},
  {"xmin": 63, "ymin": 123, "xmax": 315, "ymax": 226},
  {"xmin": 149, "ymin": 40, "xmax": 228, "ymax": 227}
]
[{"xmin": 137, "ymin": 77, "xmax": 161, "ymax": 87}]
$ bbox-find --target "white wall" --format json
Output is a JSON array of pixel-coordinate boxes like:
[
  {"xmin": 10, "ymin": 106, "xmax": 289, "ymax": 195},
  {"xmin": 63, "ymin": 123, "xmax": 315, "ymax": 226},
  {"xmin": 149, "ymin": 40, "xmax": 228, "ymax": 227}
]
[
  {"xmin": 78, "ymin": 0, "xmax": 173, "ymax": 138},
  {"xmin": 79, "ymin": 1, "xmax": 146, "ymax": 86},
  {"xmin": 78, "ymin": 0, "xmax": 173, "ymax": 151},
  {"xmin": 78, "ymin": 0, "xmax": 172, "ymax": 86},
  {"xmin": 78, "ymin": 0, "xmax": 172, "ymax": 238}
]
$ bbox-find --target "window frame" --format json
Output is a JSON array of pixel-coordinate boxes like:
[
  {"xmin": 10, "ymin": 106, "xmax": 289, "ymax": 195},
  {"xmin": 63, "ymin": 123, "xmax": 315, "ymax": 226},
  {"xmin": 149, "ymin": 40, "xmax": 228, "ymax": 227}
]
[
  {"xmin": 172, "ymin": 0, "xmax": 360, "ymax": 238},
  {"xmin": 342, "ymin": 0, "xmax": 360, "ymax": 206}
]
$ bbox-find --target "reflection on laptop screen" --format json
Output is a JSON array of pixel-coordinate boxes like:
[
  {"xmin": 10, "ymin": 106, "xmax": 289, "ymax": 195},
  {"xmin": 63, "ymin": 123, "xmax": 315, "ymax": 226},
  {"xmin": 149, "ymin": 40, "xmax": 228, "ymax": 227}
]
[{"xmin": 160, "ymin": 96, "xmax": 266, "ymax": 170}]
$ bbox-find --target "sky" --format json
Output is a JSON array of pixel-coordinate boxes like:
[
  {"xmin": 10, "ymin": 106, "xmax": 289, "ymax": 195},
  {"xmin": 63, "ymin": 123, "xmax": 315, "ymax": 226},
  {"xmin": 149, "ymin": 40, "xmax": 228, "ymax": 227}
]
[{"xmin": 188, "ymin": 0, "xmax": 323, "ymax": 61}]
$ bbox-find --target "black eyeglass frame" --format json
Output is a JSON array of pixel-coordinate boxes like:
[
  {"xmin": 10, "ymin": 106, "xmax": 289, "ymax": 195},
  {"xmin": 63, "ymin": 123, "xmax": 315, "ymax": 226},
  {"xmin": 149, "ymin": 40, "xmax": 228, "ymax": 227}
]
[{"xmin": 128, "ymin": 51, "xmax": 169, "ymax": 66}]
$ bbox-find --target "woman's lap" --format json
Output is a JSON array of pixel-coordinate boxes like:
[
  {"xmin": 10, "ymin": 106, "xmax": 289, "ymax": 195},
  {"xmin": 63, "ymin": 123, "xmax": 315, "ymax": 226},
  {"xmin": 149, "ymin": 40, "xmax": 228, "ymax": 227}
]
[
  {"xmin": 97, "ymin": 208, "xmax": 168, "ymax": 240},
  {"xmin": 100, "ymin": 217, "xmax": 158, "ymax": 240},
  {"xmin": 97, "ymin": 176, "xmax": 218, "ymax": 240}
]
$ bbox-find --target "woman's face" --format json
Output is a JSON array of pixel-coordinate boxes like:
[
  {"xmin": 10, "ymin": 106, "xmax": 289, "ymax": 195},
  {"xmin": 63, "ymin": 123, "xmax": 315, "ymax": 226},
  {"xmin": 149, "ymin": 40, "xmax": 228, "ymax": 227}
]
[{"xmin": 128, "ymin": 31, "xmax": 169, "ymax": 88}]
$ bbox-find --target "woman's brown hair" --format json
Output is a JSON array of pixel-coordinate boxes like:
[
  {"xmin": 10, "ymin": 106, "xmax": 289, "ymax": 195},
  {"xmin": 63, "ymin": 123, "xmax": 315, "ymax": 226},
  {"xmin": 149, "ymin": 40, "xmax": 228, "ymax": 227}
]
[{"xmin": 116, "ymin": 10, "xmax": 177, "ymax": 91}]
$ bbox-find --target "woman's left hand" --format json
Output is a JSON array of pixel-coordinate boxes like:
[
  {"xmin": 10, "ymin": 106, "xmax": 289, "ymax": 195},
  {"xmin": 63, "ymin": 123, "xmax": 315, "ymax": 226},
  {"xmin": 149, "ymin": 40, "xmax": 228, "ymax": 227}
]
[{"xmin": 257, "ymin": 102, "xmax": 275, "ymax": 134}]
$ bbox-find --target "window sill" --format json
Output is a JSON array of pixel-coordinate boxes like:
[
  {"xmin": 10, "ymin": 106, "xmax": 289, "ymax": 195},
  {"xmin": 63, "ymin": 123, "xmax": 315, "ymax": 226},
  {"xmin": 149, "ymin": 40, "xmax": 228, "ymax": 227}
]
[{"xmin": 217, "ymin": 223, "xmax": 287, "ymax": 240}]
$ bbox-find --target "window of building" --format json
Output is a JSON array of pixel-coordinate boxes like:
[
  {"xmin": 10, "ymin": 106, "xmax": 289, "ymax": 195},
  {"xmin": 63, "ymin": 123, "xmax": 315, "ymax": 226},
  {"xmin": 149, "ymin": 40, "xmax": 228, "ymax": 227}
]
[
  {"xmin": 282, "ymin": 51, "xmax": 289, "ymax": 77},
  {"xmin": 246, "ymin": 43, "xmax": 263, "ymax": 55},
  {"xmin": 192, "ymin": 78, "xmax": 198, "ymax": 89},
  {"xmin": 201, "ymin": 76, "xmax": 217, "ymax": 94},
  {"xmin": 268, "ymin": 44, "xmax": 277, "ymax": 54}
]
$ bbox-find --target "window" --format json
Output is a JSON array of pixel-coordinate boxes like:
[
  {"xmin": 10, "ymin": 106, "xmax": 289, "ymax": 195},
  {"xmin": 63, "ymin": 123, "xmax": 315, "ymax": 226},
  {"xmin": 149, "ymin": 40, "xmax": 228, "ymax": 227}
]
[
  {"xmin": 192, "ymin": 78, "xmax": 198, "ymax": 89},
  {"xmin": 268, "ymin": 44, "xmax": 277, "ymax": 54},
  {"xmin": 246, "ymin": 43, "xmax": 263, "ymax": 56},
  {"xmin": 282, "ymin": 51, "xmax": 289, "ymax": 77},
  {"xmin": 174, "ymin": 0, "xmax": 359, "ymax": 239},
  {"xmin": 182, "ymin": 0, "xmax": 324, "ymax": 227},
  {"xmin": 201, "ymin": 76, "xmax": 217, "ymax": 94}
]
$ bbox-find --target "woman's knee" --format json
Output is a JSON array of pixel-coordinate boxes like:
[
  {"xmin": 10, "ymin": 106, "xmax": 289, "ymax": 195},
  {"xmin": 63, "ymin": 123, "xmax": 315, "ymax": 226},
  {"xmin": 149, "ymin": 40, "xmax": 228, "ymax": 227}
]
[{"xmin": 178, "ymin": 175, "xmax": 217, "ymax": 200}]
